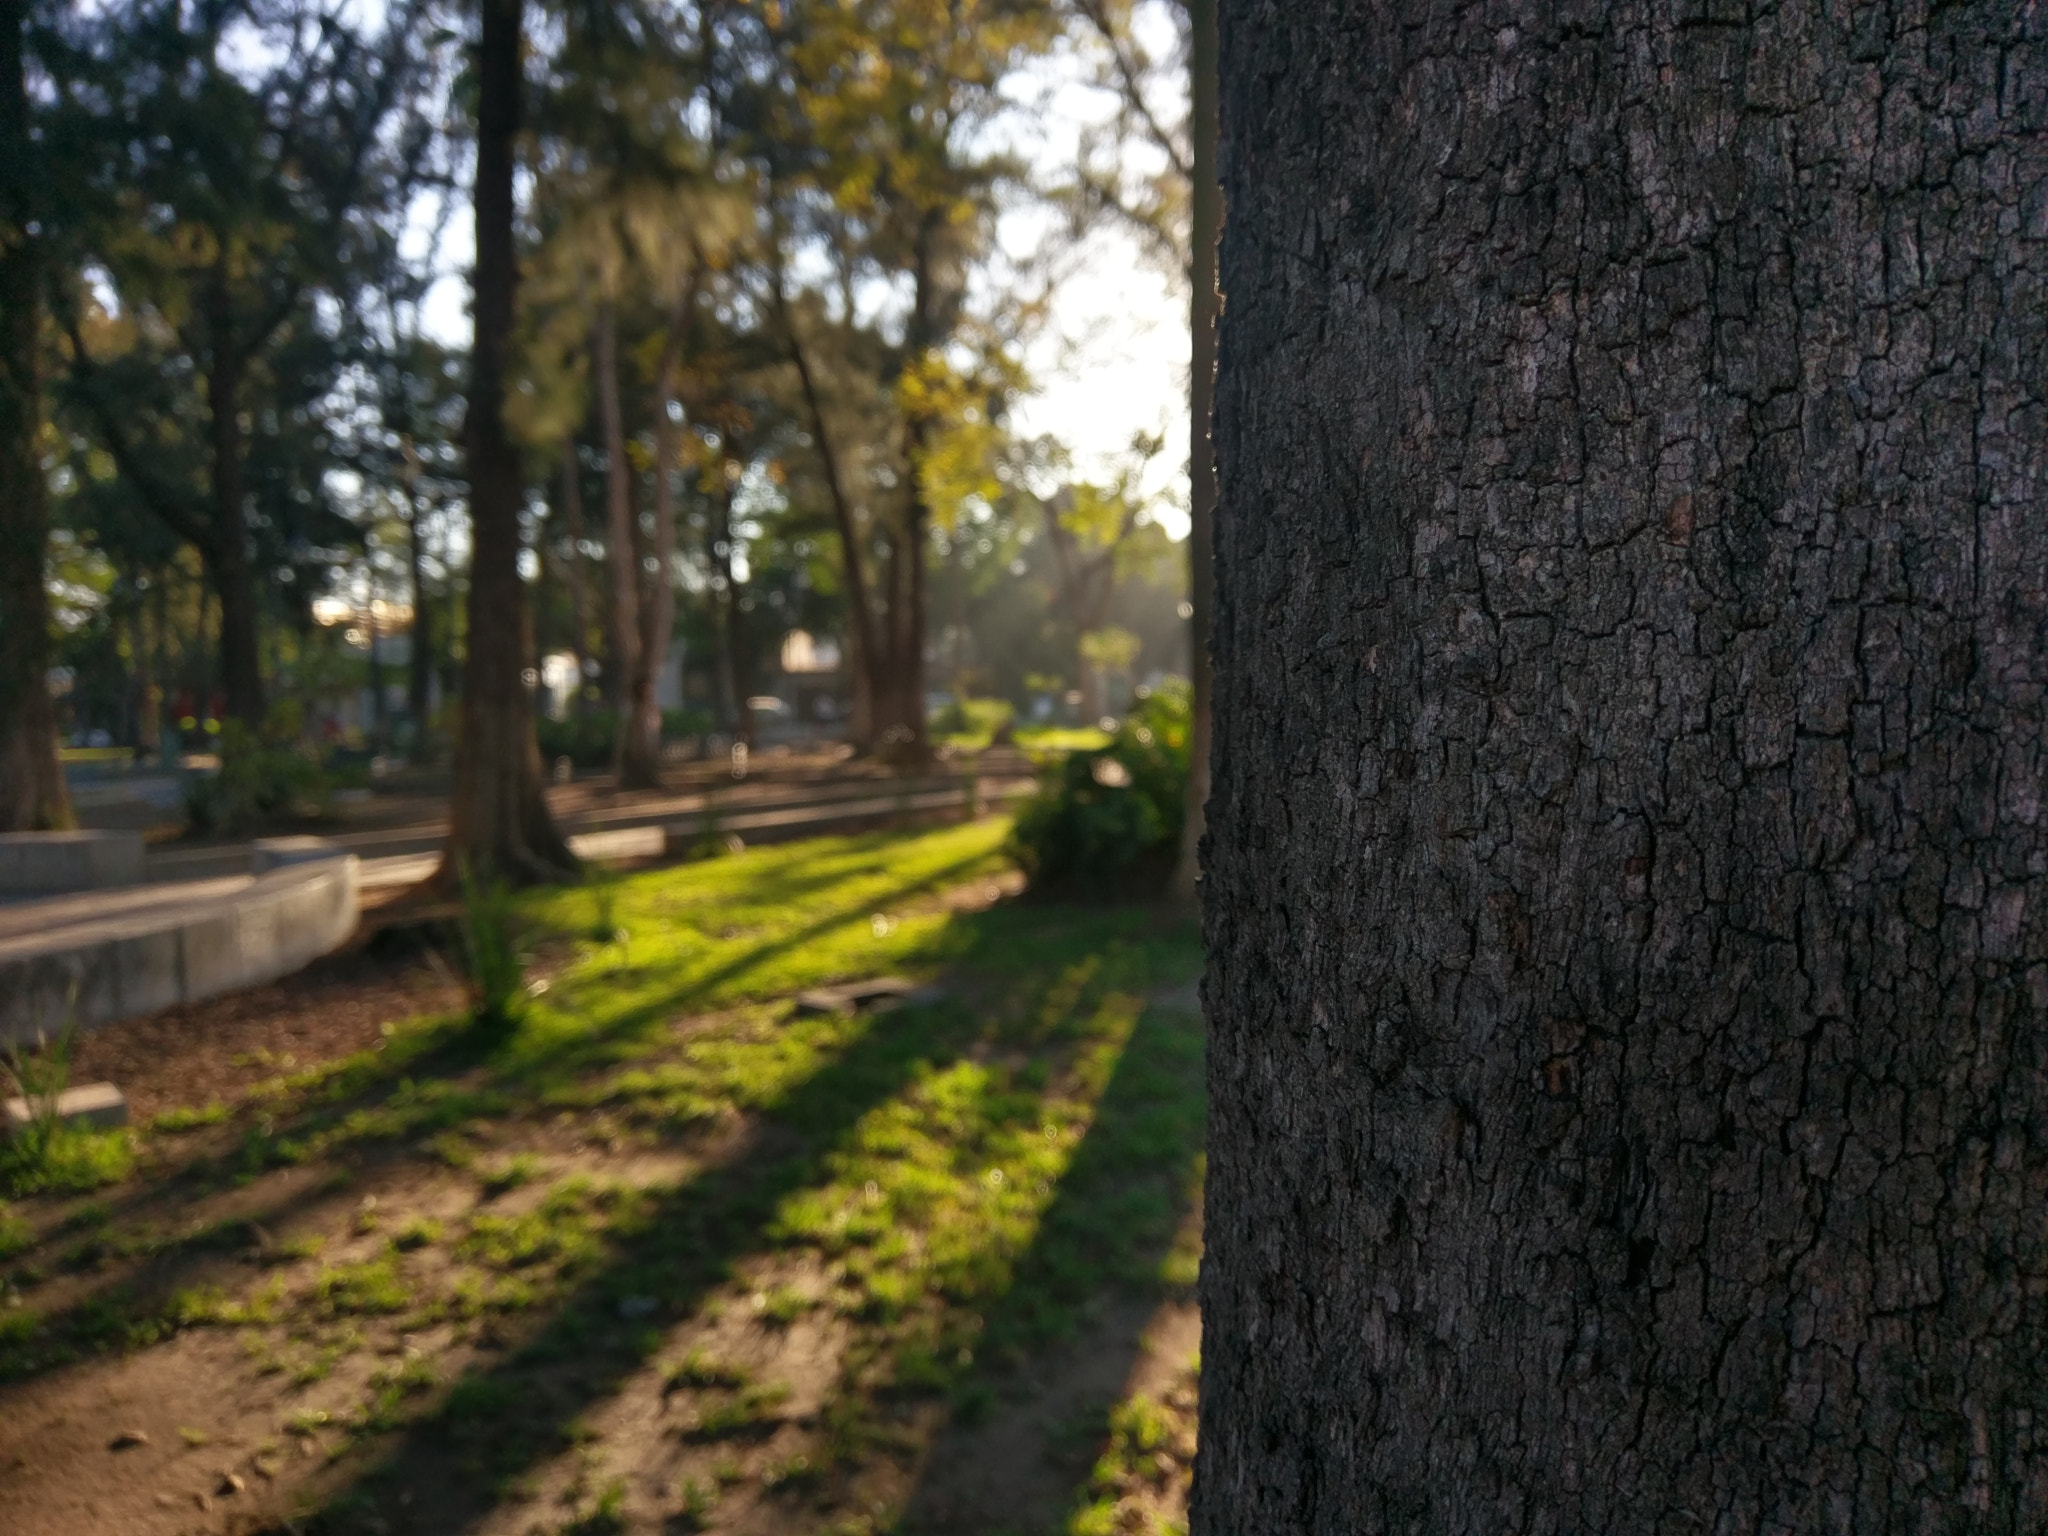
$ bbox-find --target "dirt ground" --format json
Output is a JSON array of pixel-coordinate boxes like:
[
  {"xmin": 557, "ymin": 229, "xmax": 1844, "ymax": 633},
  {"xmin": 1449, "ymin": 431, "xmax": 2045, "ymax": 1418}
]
[{"xmin": 0, "ymin": 854, "xmax": 1201, "ymax": 1536}]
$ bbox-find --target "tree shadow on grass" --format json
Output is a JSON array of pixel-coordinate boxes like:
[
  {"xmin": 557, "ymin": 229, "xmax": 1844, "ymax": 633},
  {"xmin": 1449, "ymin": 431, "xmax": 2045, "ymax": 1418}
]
[
  {"xmin": 0, "ymin": 860, "xmax": 992, "ymax": 1390},
  {"xmin": 265, "ymin": 989, "xmax": 992, "ymax": 1535},
  {"xmin": 893, "ymin": 993, "xmax": 1206, "ymax": 1536}
]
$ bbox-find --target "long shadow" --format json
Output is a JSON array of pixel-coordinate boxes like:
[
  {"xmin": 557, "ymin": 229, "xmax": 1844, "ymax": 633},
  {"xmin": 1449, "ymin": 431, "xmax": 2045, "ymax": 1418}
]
[
  {"xmin": 497, "ymin": 849, "xmax": 1003, "ymax": 1089},
  {"xmin": 895, "ymin": 991, "xmax": 1206, "ymax": 1536},
  {"xmin": 0, "ymin": 851, "xmax": 1001, "ymax": 1391},
  {"xmin": 268, "ymin": 986, "xmax": 992, "ymax": 1535}
]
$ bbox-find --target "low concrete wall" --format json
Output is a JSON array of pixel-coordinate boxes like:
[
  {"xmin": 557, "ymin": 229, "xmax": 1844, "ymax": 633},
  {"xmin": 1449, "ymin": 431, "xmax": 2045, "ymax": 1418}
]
[
  {"xmin": 0, "ymin": 831, "xmax": 145, "ymax": 895},
  {"xmin": 0, "ymin": 846, "xmax": 359, "ymax": 1043}
]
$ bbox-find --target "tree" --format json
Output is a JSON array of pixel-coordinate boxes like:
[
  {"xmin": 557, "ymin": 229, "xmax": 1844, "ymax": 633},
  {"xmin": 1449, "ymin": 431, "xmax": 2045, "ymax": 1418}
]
[
  {"xmin": 1196, "ymin": 5, "xmax": 2048, "ymax": 1532},
  {"xmin": 441, "ymin": 0, "xmax": 572, "ymax": 884},
  {"xmin": 0, "ymin": 0, "xmax": 71, "ymax": 830},
  {"xmin": 54, "ymin": 0, "xmax": 436, "ymax": 726}
]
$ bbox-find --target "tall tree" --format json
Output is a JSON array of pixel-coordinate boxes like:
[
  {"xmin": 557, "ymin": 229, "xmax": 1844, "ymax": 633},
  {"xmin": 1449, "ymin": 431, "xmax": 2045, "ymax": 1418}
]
[
  {"xmin": 442, "ymin": 0, "xmax": 572, "ymax": 883},
  {"xmin": 56, "ymin": 0, "xmax": 436, "ymax": 725},
  {"xmin": 1198, "ymin": 4, "xmax": 2048, "ymax": 1531},
  {"xmin": 1173, "ymin": 0, "xmax": 1215, "ymax": 902},
  {"xmin": 0, "ymin": 0, "xmax": 71, "ymax": 830}
]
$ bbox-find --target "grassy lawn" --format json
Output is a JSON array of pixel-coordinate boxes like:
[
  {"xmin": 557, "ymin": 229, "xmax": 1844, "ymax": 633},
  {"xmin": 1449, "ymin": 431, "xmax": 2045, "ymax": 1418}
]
[{"xmin": 0, "ymin": 818, "xmax": 1203, "ymax": 1535}]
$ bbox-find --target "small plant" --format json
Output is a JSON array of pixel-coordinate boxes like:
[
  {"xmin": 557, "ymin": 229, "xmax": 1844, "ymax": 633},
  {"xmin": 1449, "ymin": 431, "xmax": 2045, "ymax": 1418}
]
[
  {"xmin": 1009, "ymin": 679, "xmax": 1191, "ymax": 896},
  {"xmin": 586, "ymin": 863, "xmax": 626, "ymax": 944},
  {"xmin": 665, "ymin": 1349, "xmax": 750, "ymax": 1392},
  {"xmin": 1, "ymin": 998, "xmax": 130, "ymax": 1199},
  {"xmin": 390, "ymin": 1216, "xmax": 443, "ymax": 1252},
  {"xmin": 480, "ymin": 1154, "xmax": 541, "ymax": 1197},
  {"xmin": 674, "ymin": 1476, "xmax": 718, "ymax": 1529},
  {"xmin": 457, "ymin": 861, "xmax": 528, "ymax": 1038}
]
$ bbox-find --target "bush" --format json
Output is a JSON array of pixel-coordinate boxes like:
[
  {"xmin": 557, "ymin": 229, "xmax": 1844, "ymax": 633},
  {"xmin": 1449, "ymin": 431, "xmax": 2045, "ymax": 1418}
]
[
  {"xmin": 535, "ymin": 708, "xmax": 716, "ymax": 769},
  {"xmin": 931, "ymin": 696, "xmax": 1014, "ymax": 746},
  {"xmin": 1008, "ymin": 680, "xmax": 1190, "ymax": 896},
  {"xmin": 185, "ymin": 705, "xmax": 329, "ymax": 833},
  {"xmin": 535, "ymin": 713, "xmax": 617, "ymax": 770}
]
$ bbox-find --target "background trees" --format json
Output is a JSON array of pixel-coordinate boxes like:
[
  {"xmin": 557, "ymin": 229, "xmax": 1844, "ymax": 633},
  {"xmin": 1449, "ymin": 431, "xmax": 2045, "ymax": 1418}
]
[
  {"xmin": 1199, "ymin": 4, "xmax": 2048, "ymax": 1529},
  {"xmin": 20, "ymin": 0, "xmax": 1198, "ymax": 869}
]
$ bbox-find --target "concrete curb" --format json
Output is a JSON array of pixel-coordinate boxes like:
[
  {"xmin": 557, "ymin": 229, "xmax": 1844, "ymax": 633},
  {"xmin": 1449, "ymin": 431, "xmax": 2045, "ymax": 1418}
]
[
  {"xmin": 0, "ymin": 831, "xmax": 146, "ymax": 895},
  {"xmin": 0, "ymin": 844, "xmax": 359, "ymax": 1044}
]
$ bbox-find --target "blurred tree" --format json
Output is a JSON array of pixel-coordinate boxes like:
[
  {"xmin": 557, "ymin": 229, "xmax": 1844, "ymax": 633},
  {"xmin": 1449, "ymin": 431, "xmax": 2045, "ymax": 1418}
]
[
  {"xmin": 443, "ymin": 0, "xmax": 573, "ymax": 882},
  {"xmin": 0, "ymin": 0, "xmax": 71, "ymax": 828},
  {"xmin": 51, "ymin": 0, "xmax": 441, "ymax": 724}
]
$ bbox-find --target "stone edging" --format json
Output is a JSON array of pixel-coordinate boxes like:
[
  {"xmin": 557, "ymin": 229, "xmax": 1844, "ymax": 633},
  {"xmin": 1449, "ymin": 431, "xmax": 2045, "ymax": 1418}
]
[{"xmin": 0, "ymin": 843, "xmax": 359, "ymax": 1045}]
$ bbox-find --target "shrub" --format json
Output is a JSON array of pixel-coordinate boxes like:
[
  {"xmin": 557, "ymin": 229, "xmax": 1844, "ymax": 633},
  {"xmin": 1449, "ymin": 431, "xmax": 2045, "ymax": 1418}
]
[
  {"xmin": 535, "ymin": 708, "xmax": 716, "ymax": 770},
  {"xmin": 186, "ymin": 706, "xmax": 330, "ymax": 833},
  {"xmin": 931, "ymin": 696, "xmax": 1015, "ymax": 746},
  {"xmin": 535, "ymin": 713, "xmax": 617, "ymax": 770},
  {"xmin": 1008, "ymin": 680, "xmax": 1191, "ymax": 896}
]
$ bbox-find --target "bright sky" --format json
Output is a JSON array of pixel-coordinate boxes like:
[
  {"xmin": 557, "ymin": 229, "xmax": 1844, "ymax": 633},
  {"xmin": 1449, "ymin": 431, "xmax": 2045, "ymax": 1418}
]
[{"xmin": 409, "ymin": 14, "xmax": 1193, "ymax": 539}]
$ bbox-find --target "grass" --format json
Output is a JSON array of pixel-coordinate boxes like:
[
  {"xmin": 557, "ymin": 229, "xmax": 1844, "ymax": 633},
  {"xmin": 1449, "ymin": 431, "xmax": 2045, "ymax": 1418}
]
[
  {"xmin": 0, "ymin": 817, "xmax": 1205, "ymax": 1532},
  {"xmin": 1013, "ymin": 724, "xmax": 1114, "ymax": 758}
]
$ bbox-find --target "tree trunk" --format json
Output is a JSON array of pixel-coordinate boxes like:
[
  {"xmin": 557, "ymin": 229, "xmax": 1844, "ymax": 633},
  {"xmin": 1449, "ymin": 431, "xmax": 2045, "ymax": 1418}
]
[
  {"xmin": 1196, "ymin": 5, "xmax": 2048, "ymax": 1533},
  {"xmin": 204, "ymin": 281, "xmax": 265, "ymax": 726},
  {"xmin": 594, "ymin": 302, "xmax": 640, "ymax": 727},
  {"xmin": 441, "ymin": 0, "xmax": 571, "ymax": 886},
  {"xmin": 0, "ymin": 0, "xmax": 70, "ymax": 831},
  {"xmin": 404, "ymin": 435, "xmax": 435, "ymax": 748},
  {"xmin": 710, "ymin": 480, "xmax": 755, "ymax": 748},
  {"xmin": 558, "ymin": 440, "xmax": 591, "ymax": 716},
  {"xmin": 620, "ymin": 335, "xmax": 680, "ymax": 789},
  {"xmin": 1171, "ymin": 0, "xmax": 1217, "ymax": 905},
  {"xmin": 784, "ymin": 305, "xmax": 879, "ymax": 752}
]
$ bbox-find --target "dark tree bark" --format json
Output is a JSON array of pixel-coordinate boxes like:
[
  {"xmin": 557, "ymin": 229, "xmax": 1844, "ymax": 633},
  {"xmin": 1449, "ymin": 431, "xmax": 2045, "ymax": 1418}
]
[
  {"xmin": 441, "ymin": 0, "xmax": 571, "ymax": 885},
  {"xmin": 1197, "ymin": 5, "xmax": 2048, "ymax": 1533},
  {"xmin": 0, "ymin": 0, "xmax": 71, "ymax": 831},
  {"xmin": 202, "ymin": 273, "xmax": 265, "ymax": 725},
  {"xmin": 1172, "ymin": 0, "xmax": 1217, "ymax": 904}
]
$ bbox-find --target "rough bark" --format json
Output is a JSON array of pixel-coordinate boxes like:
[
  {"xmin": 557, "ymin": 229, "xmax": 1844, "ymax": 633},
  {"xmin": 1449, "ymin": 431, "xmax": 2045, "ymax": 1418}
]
[
  {"xmin": 1171, "ymin": 0, "xmax": 1217, "ymax": 905},
  {"xmin": 0, "ymin": 0, "xmax": 70, "ymax": 831},
  {"xmin": 1197, "ymin": 4, "xmax": 2048, "ymax": 1533},
  {"xmin": 203, "ymin": 274, "xmax": 264, "ymax": 725},
  {"xmin": 441, "ymin": 0, "xmax": 572, "ymax": 886}
]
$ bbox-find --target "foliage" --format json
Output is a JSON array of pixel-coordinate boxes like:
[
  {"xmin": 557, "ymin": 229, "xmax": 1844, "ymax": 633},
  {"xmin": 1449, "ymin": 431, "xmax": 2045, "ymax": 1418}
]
[
  {"xmin": 0, "ymin": 821, "xmax": 1205, "ymax": 1533},
  {"xmin": 1010, "ymin": 680, "xmax": 1192, "ymax": 895},
  {"xmin": 186, "ymin": 709, "xmax": 331, "ymax": 833},
  {"xmin": 932, "ymin": 695, "xmax": 1015, "ymax": 747},
  {"xmin": 0, "ymin": 1015, "xmax": 132, "ymax": 1199},
  {"xmin": 534, "ymin": 708, "xmax": 713, "ymax": 770},
  {"xmin": 457, "ymin": 864, "xmax": 529, "ymax": 1040}
]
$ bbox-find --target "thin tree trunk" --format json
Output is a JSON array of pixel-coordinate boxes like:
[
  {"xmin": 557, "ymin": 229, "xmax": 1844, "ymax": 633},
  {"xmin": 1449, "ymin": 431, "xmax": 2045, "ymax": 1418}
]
[
  {"xmin": 203, "ymin": 306, "xmax": 264, "ymax": 727},
  {"xmin": 620, "ymin": 327, "xmax": 682, "ymax": 788},
  {"xmin": 710, "ymin": 479, "xmax": 754, "ymax": 748},
  {"xmin": 1197, "ymin": 6, "xmax": 2048, "ymax": 1532},
  {"xmin": 558, "ymin": 440, "xmax": 590, "ymax": 715},
  {"xmin": 440, "ymin": 0, "xmax": 571, "ymax": 885},
  {"xmin": 784, "ymin": 305, "xmax": 878, "ymax": 751},
  {"xmin": 1171, "ymin": 0, "xmax": 1217, "ymax": 905},
  {"xmin": 0, "ymin": 0, "xmax": 69, "ymax": 830},
  {"xmin": 594, "ymin": 302, "xmax": 640, "ymax": 727},
  {"xmin": 403, "ymin": 435, "xmax": 435, "ymax": 750}
]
